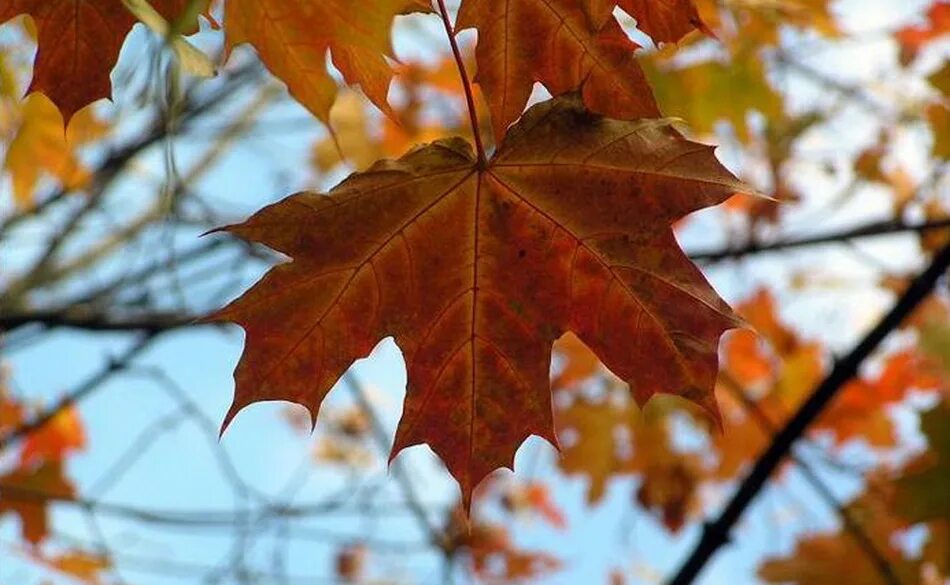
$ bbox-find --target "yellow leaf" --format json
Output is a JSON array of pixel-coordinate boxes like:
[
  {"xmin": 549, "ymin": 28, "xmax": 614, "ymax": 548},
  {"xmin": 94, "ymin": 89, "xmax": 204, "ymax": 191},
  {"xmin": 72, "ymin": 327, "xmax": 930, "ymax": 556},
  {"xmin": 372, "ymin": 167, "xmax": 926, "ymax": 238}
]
[{"xmin": 4, "ymin": 95, "xmax": 84, "ymax": 207}]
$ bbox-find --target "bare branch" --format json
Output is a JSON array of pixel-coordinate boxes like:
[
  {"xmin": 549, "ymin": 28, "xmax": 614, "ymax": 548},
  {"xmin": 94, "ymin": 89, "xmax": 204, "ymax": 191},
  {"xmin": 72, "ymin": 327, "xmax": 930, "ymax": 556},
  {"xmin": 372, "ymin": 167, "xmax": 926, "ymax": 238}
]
[{"xmin": 668, "ymin": 241, "xmax": 950, "ymax": 585}]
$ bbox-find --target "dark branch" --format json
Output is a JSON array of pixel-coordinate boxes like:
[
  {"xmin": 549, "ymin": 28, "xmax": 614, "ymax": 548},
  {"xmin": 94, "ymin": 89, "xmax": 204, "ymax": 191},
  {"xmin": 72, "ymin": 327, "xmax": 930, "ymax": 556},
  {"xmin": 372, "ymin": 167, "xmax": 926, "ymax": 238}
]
[
  {"xmin": 668, "ymin": 241, "xmax": 950, "ymax": 585},
  {"xmin": 719, "ymin": 376, "xmax": 900, "ymax": 585},
  {"xmin": 0, "ymin": 310, "xmax": 203, "ymax": 333},
  {"xmin": 689, "ymin": 217, "xmax": 950, "ymax": 263}
]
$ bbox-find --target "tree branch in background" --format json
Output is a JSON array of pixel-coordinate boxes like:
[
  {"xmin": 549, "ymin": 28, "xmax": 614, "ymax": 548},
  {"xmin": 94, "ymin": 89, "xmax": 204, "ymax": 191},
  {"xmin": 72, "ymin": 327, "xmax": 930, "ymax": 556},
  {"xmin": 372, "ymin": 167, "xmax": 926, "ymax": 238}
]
[
  {"xmin": 690, "ymin": 217, "xmax": 950, "ymax": 263},
  {"xmin": 718, "ymin": 374, "xmax": 899, "ymax": 585},
  {"xmin": 669, "ymin": 241, "xmax": 950, "ymax": 585},
  {"xmin": 0, "ymin": 334, "xmax": 159, "ymax": 452}
]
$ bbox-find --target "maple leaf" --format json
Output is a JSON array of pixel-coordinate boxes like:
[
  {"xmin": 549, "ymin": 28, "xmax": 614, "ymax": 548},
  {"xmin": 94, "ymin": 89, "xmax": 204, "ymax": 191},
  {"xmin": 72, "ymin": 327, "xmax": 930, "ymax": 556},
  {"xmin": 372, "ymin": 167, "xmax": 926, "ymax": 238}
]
[
  {"xmin": 457, "ymin": 0, "xmax": 660, "ymax": 141},
  {"xmin": 31, "ymin": 550, "xmax": 111, "ymax": 584},
  {"xmin": 20, "ymin": 403, "xmax": 87, "ymax": 466},
  {"xmin": 551, "ymin": 332, "xmax": 604, "ymax": 390},
  {"xmin": 224, "ymin": 0, "xmax": 430, "ymax": 126},
  {"xmin": 643, "ymin": 44, "xmax": 784, "ymax": 142},
  {"xmin": 210, "ymin": 94, "xmax": 745, "ymax": 506},
  {"xmin": 583, "ymin": 0, "xmax": 711, "ymax": 44},
  {"xmin": 894, "ymin": 401, "xmax": 950, "ymax": 524},
  {"xmin": 2, "ymin": 94, "xmax": 108, "ymax": 207},
  {"xmin": 556, "ymin": 390, "xmax": 637, "ymax": 502},
  {"xmin": 445, "ymin": 507, "xmax": 562, "ymax": 582},
  {"xmin": 758, "ymin": 532, "xmax": 921, "ymax": 585},
  {"xmin": 819, "ymin": 350, "xmax": 942, "ymax": 448},
  {"xmin": 0, "ymin": 460, "xmax": 75, "ymax": 544},
  {"xmin": 896, "ymin": 2, "xmax": 950, "ymax": 62},
  {"xmin": 0, "ymin": 0, "xmax": 207, "ymax": 123}
]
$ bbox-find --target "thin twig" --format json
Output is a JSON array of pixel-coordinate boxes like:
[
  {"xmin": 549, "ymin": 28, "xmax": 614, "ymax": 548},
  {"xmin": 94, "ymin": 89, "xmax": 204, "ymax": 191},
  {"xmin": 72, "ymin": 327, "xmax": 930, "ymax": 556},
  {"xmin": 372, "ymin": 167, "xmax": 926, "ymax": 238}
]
[
  {"xmin": 342, "ymin": 371, "xmax": 447, "ymax": 546},
  {"xmin": 689, "ymin": 217, "xmax": 950, "ymax": 263},
  {"xmin": 0, "ymin": 334, "xmax": 159, "ymax": 451}
]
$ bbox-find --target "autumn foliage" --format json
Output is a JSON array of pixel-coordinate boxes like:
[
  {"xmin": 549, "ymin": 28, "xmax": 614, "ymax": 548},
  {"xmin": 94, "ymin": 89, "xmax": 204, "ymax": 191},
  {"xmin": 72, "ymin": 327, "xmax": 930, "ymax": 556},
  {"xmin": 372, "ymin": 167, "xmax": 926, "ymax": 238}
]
[{"xmin": 0, "ymin": 0, "xmax": 948, "ymax": 584}]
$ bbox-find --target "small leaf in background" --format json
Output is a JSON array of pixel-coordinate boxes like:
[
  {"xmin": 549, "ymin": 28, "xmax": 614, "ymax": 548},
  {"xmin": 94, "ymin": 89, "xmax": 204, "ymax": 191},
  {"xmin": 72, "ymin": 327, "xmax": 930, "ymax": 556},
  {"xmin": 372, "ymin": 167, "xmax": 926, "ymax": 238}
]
[
  {"xmin": 894, "ymin": 402, "xmax": 950, "ymax": 523},
  {"xmin": 335, "ymin": 543, "xmax": 367, "ymax": 584},
  {"xmin": 820, "ymin": 350, "xmax": 942, "ymax": 448},
  {"xmin": 20, "ymin": 403, "xmax": 86, "ymax": 465},
  {"xmin": 501, "ymin": 481, "xmax": 567, "ymax": 529},
  {"xmin": 2, "ymin": 94, "xmax": 107, "ymax": 208},
  {"xmin": 551, "ymin": 333, "xmax": 604, "ymax": 391},
  {"xmin": 0, "ymin": 373, "xmax": 24, "ymax": 434},
  {"xmin": 556, "ymin": 391, "xmax": 638, "ymax": 503},
  {"xmin": 0, "ymin": 460, "xmax": 75, "ymax": 545},
  {"xmin": 896, "ymin": 2, "xmax": 950, "ymax": 63},
  {"xmin": 445, "ymin": 506, "xmax": 563, "ymax": 582},
  {"xmin": 32, "ymin": 550, "xmax": 112, "ymax": 585}
]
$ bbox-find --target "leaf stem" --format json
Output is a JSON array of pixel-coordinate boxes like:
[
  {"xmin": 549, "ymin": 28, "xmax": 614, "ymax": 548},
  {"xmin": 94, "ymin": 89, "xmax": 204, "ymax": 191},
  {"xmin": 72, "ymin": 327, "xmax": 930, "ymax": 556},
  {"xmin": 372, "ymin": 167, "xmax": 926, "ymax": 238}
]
[{"xmin": 434, "ymin": 0, "xmax": 486, "ymax": 168}]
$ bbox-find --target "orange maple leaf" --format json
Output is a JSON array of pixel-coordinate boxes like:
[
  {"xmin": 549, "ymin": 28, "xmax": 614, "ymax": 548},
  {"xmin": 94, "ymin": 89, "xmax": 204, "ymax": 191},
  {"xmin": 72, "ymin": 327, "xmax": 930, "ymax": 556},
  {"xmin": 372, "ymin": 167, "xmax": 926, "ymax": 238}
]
[
  {"xmin": 0, "ymin": 460, "xmax": 75, "ymax": 545},
  {"xmin": 896, "ymin": 2, "xmax": 950, "ymax": 60},
  {"xmin": 224, "ymin": 0, "xmax": 431, "ymax": 126},
  {"xmin": 20, "ymin": 404, "xmax": 86, "ymax": 466},
  {"xmin": 457, "ymin": 0, "xmax": 660, "ymax": 141},
  {"xmin": 583, "ymin": 0, "xmax": 712, "ymax": 44},
  {"xmin": 0, "ymin": 0, "xmax": 207, "ymax": 123},
  {"xmin": 209, "ymin": 94, "xmax": 745, "ymax": 506}
]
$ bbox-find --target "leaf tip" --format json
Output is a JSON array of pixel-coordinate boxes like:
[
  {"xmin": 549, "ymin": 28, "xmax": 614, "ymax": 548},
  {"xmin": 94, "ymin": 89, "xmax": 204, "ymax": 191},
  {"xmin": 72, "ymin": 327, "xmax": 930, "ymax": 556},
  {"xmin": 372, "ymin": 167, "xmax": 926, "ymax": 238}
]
[{"xmin": 218, "ymin": 401, "xmax": 242, "ymax": 439}]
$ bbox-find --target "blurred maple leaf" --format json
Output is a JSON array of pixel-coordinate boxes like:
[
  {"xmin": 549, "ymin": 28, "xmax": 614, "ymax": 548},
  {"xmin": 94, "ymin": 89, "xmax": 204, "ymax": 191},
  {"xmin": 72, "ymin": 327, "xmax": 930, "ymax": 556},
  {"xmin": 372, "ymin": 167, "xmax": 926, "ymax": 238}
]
[
  {"xmin": 31, "ymin": 550, "xmax": 111, "ymax": 584},
  {"xmin": 501, "ymin": 481, "xmax": 568, "ymax": 529},
  {"xmin": 0, "ymin": 460, "xmax": 75, "ymax": 545},
  {"xmin": 556, "ymin": 389, "xmax": 637, "ymax": 503},
  {"xmin": 896, "ymin": 2, "xmax": 950, "ymax": 63},
  {"xmin": 2, "ymin": 93, "xmax": 108, "ymax": 208},
  {"xmin": 551, "ymin": 332, "xmax": 604, "ymax": 390},
  {"xmin": 820, "ymin": 350, "xmax": 942, "ymax": 448},
  {"xmin": 335, "ymin": 543, "xmax": 367, "ymax": 584},
  {"xmin": 894, "ymin": 401, "xmax": 950, "ymax": 524},
  {"xmin": 20, "ymin": 403, "xmax": 87, "ymax": 466},
  {"xmin": 445, "ymin": 506, "xmax": 563, "ymax": 583},
  {"xmin": 696, "ymin": 0, "xmax": 839, "ymax": 47}
]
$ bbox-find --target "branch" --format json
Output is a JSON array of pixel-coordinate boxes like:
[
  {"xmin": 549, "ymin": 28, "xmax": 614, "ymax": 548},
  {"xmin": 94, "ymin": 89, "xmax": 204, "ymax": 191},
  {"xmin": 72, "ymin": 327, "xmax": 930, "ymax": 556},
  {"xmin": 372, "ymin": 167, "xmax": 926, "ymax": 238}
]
[
  {"xmin": 0, "ymin": 483, "xmax": 446, "ymax": 528},
  {"xmin": 0, "ymin": 310, "xmax": 202, "ymax": 333},
  {"xmin": 719, "ymin": 375, "xmax": 899, "ymax": 585},
  {"xmin": 0, "ymin": 334, "xmax": 158, "ymax": 452},
  {"xmin": 688, "ymin": 217, "xmax": 950, "ymax": 263},
  {"xmin": 342, "ymin": 372, "xmax": 448, "ymax": 546},
  {"xmin": 668, "ymin": 241, "xmax": 950, "ymax": 585}
]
